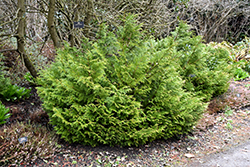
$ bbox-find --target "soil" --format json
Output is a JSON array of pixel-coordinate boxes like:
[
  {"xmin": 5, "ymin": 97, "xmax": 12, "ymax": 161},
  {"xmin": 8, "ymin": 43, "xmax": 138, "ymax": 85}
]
[{"xmin": 1, "ymin": 79, "xmax": 250, "ymax": 167}]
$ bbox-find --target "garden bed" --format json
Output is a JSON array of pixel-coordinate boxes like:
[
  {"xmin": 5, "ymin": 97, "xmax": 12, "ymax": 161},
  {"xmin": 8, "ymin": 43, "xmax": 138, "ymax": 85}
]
[{"xmin": 1, "ymin": 79, "xmax": 250, "ymax": 167}]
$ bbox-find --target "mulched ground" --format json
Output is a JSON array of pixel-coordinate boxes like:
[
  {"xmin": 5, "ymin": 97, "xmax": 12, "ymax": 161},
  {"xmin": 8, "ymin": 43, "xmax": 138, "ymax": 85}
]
[{"xmin": 1, "ymin": 79, "xmax": 250, "ymax": 167}]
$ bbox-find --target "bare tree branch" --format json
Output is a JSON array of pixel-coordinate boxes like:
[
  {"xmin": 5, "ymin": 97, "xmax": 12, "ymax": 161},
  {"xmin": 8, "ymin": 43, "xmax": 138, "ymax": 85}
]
[{"xmin": 0, "ymin": 49, "xmax": 17, "ymax": 53}]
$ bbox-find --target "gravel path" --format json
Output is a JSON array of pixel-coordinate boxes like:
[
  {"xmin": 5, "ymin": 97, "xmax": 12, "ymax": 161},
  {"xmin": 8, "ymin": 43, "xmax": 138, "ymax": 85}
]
[{"xmin": 189, "ymin": 140, "xmax": 250, "ymax": 167}]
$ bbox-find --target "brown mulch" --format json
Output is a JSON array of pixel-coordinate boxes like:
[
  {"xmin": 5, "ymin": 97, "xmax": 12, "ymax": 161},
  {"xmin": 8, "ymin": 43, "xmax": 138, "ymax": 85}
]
[{"xmin": 1, "ymin": 79, "xmax": 250, "ymax": 167}]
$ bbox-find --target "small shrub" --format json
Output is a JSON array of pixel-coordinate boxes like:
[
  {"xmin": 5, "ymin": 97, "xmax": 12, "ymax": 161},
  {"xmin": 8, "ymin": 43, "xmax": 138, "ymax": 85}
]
[
  {"xmin": 0, "ymin": 54, "xmax": 32, "ymax": 101},
  {"xmin": 37, "ymin": 15, "xmax": 207, "ymax": 147},
  {"xmin": 226, "ymin": 121, "xmax": 233, "ymax": 130},
  {"xmin": 0, "ymin": 101, "xmax": 11, "ymax": 125},
  {"xmin": 170, "ymin": 22, "xmax": 234, "ymax": 101},
  {"xmin": 0, "ymin": 121, "xmax": 60, "ymax": 166}
]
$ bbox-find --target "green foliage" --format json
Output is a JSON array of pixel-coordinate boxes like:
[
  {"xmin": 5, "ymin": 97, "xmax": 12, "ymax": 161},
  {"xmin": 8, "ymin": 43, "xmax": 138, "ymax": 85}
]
[
  {"xmin": 0, "ymin": 84, "xmax": 31, "ymax": 101},
  {"xmin": 170, "ymin": 22, "xmax": 234, "ymax": 101},
  {"xmin": 0, "ymin": 55, "xmax": 31, "ymax": 101},
  {"xmin": 239, "ymin": 59, "xmax": 250, "ymax": 74},
  {"xmin": 24, "ymin": 72, "xmax": 36, "ymax": 85},
  {"xmin": 37, "ymin": 15, "xmax": 232, "ymax": 147},
  {"xmin": 210, "ymin": 38, "xmax": 250, "ymax": 72},
  {"xmin": 209, "ymin": 38, "xmax": 250, "ymax": 81},
  {"xmin": 224, "ymin": 106, "xmax": 233, "ymax": 117},
  {"xmin": 0, "ymin": 101, "xmax": 11, "ymax": 125},
  {"xmin": 234, "ymin": 67, "xmax": 250, "ymax": 81}
]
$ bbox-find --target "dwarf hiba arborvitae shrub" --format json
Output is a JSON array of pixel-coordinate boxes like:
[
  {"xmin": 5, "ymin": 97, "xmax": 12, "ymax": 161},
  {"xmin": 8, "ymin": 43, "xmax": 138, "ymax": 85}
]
[
  {"xmin": 37, "ymin": 15, "xmax": 233, "ymax": 147},
  {"xmin": 169, "ymin": 23, "xmax": 234, "ymax": 101}
]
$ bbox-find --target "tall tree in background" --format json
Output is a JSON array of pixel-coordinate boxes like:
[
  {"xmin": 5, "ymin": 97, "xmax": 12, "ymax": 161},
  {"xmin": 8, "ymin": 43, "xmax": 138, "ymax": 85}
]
[
  {"xmin": 17, "ymin": 0, "xmax": 38, "ymax": 78},
  {"xmin": 48, "ymin": 0, "xmax": 61, "ymax": 48}
]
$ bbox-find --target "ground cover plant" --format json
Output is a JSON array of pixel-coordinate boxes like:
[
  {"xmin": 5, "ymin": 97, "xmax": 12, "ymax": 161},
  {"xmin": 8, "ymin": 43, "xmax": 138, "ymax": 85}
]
[
  {"xmin": 36, "ymin": 15, "xmax": 234, "ymax": 147},
  {"xmin": 0, "ymin": 54, "xmax": 32, "ymax": 102},
  {"xmin": 0, "ymin": 101, "xmax": 11, "ymax": 125},
  {"xmin": 0, "ymin": 121, "xmax": 60, "ymax": 166}
]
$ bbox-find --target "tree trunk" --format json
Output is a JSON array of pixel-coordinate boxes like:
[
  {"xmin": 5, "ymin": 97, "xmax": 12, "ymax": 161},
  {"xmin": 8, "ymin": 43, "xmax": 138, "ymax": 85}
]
[
  {"xmin": 17, "ymin": 0, "xmax": 38, "ymax": 78},
  {"xmin": 48, "ymin": 0, "xmax": 61, "ymax": 48},
  {"xmin": 84, "ymin": 0, "xmax": 94, "ymax": 38}
]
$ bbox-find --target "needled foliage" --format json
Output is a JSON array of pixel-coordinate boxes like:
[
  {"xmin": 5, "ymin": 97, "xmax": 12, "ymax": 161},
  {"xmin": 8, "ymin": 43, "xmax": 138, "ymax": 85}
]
[
  {"xmin": 37, "ymin": 15, "xmax": 222, "ymax": 147},
  {"xmin": 169, "ymin": 22, "xmax": 234, "ymax": 101}
]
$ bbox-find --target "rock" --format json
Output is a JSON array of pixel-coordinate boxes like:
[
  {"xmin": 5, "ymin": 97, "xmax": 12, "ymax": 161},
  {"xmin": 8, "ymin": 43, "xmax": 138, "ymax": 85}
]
[
  {"xmin": 18, "ymin": 137, "xmax": 28, "ymax": 144},
  {"xmin": 184, "ymin": 153, "xmax": 195, "ymax": 158}
]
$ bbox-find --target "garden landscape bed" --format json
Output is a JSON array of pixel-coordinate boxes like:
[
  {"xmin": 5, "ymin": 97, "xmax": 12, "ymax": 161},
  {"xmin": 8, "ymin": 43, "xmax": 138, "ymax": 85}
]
[
  {"xmin": 1, "ymin": 1, "xmax": 250, "ymax": 166},
  {"xmin": 1, "ymin": 78, "xmax": 250, "ymax": 167}
]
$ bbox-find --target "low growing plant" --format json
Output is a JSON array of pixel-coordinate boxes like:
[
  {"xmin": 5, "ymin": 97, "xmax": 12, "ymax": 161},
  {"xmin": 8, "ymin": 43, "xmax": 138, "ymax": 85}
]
[
  {"xmin": 210, "ymin": 37, "xmax": 250, "ymax": 80},
  {"xmin": 0, "ymin": 55, "xmax": 31, "ymax": 101},
  {"xmin": 24, "ymin": 72, "xmax": 36, "ymax": 85},
  {"xmin": 234, "ymin": 67, "xmax": 250, "ymax": 81},
  {"xmin": 0, "ymin": 84, "xmax": 31, "ymax": 101},
  {"xmin": 37, "ymin": 15, "xmax": 207, "ymax": 147},
  {"xmin": 224, "ymin": 106, "xmax": 234, "ymax": 117},
  {"xmin": 209, "ymin": 37, "xmax": 250, "ymax": 63},
  {"xmin": 226, "ymin": 121, "xmax": 233, "ymax": 130},
  {"xmin": 0, "ymin": 101, "xmax": 11, "ymax": 125},
  {"xmin": 0, "ymin": 121, "xmax": 60, "ymax": 166}
]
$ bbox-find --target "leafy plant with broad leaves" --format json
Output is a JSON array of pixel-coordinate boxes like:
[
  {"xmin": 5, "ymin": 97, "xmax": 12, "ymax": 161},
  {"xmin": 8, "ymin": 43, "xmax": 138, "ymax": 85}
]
[
  {"xmin": 37, "ymin": 15, "xmax": 232, "ymax": 147},
  {"xmin": 24, "ymin": 72, "xmax": 36, "ymax": 85},
  {"xmin": 0, "ymin": 84, "xmax": 31, "ymax": 101},
  {"xmin": 0, "ymin": 54, "xmax": 31, "ymax": 101},
  {"xmin": 234, "ymin": 67, "xmax": 250, "ymax": 81},
  {"xmin": 0, "ymin": 101, "xmax": 11, "ymax": 125}
]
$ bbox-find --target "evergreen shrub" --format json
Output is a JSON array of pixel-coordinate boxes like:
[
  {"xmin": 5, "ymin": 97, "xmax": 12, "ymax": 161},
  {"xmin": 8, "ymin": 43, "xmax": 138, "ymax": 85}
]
[
  {"xmin": 37, "ymin": 15, "xmax": 231, "ymax": 147},
  {"xmin": 169, "ymin": 23, "xmax": 234, "ymax": 101}
]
